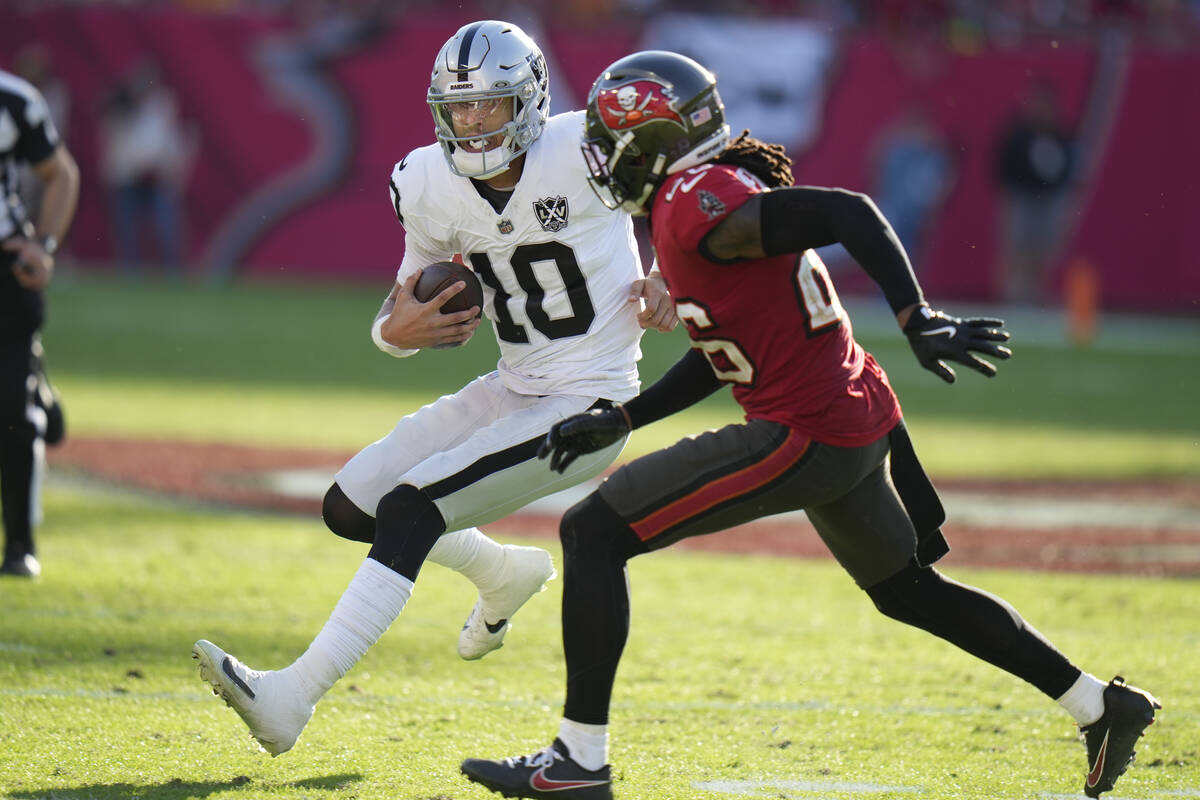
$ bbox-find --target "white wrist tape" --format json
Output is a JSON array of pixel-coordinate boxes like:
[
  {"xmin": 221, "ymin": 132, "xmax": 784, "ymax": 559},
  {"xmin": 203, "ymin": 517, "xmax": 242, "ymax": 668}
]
[{"xmin": 371, "ymin": 316, "xmax": 418, "ymax": 358}]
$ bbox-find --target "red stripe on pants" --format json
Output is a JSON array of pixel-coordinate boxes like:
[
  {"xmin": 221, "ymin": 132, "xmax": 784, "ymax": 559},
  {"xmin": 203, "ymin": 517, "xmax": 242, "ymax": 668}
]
[{"xmin": 631, "ymin": 429, "xmax": 812, "ymax": 542}]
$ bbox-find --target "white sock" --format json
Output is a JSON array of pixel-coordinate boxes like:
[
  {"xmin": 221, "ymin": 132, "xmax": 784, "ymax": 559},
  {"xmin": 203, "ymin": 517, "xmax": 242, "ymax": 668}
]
[
  {"xmin": 290, "ymin": 558, "xmax": 413, "ymax": 703},
  {"xmin": 425, "ymin": 527, "xmax": 506, "ymax": 590},
  {"xmin": 1057, "ymin": 671, "xmax": 1108, "ymax": 726},
  {"xmin": 558, "ymin": 718, "xmax": 608, "ymax": 771}
]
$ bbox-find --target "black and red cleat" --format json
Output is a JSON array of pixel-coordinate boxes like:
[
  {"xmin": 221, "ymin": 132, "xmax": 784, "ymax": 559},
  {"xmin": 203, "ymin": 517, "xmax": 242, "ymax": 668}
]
[
  {"xmin": 1081, "ymin": 676, "xmax": 1161, "ymax": 798},
  {"xmin": 461, "ymin": 738, "xmax": 611, "ymax": 800}
]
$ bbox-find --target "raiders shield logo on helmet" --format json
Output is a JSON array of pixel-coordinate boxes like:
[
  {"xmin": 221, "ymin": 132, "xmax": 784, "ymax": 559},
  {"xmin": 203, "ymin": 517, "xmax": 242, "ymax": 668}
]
[{"xmin": 533, "ymin": 196, "xmax": 569, "ymax": 232}]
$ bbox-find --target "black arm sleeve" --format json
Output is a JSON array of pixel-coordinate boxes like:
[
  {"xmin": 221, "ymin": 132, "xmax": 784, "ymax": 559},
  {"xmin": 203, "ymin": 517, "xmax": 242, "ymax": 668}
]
[
  {"xmin": 624, "ymin": 348, "xmax": 723, "ymax": 430},
  {"xmin": 760, "ymin": 186, "xmax": 924, "ymax": 313}
]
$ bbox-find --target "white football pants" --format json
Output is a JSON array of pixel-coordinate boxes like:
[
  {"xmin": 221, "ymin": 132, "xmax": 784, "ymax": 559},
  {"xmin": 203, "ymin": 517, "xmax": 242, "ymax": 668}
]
[{"xmin": 334, "ymin": 370, "xmax": 626, "ymax": 532}]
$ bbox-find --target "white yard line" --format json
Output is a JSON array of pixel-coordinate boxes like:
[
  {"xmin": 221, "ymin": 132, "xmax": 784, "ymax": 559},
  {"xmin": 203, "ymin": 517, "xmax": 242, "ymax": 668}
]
[
  {"xmin": 257, "ymin": 468, "xmax": 1200, "ymax": 531},
  {"xmin": 695, "ymin": 778, "xmax": 919, "ymax": 795}
]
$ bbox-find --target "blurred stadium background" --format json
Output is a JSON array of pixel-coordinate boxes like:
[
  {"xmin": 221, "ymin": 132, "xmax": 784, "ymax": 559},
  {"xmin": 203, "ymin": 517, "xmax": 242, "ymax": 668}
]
[
  {"xmin": 2, "ymin": 0, "xmax": 1198, "ymax": 312},
  {"xmin": 3, "ymin": 6, "xmax": 1199, "ymax": 798}
]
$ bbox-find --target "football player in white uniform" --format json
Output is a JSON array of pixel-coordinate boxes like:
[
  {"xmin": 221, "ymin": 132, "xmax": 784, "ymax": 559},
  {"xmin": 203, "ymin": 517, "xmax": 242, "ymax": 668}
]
[{"xmin": 192, "ymin": 20, "xmax": 675, "ymax": 757}]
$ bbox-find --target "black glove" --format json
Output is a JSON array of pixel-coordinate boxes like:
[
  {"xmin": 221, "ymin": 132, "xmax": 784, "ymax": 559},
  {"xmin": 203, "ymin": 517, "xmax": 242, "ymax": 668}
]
[
  {"xmin": 903, "ymin": 305, "xmax": 1012, "ymax": 383},
  {"xmin": 537, "ymin": 406, "xmax": 632, "ymax": 474}
]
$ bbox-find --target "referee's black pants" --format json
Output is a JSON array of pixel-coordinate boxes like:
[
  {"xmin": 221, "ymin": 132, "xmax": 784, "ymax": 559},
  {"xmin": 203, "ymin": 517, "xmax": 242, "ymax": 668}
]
[{"xmin": 1, "ymin": 249, "xmax": 43, "ymax": 563}]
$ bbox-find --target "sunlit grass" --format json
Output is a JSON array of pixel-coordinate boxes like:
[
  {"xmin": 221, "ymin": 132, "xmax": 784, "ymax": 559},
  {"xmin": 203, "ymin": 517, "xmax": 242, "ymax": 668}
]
[
  {"xmin": 0, "ymin": 486, "xmax": 1195, "ymax": 799},
  {"xmin": 41, "ymin": 274, "xmax": 1200, "ymax": 479}
]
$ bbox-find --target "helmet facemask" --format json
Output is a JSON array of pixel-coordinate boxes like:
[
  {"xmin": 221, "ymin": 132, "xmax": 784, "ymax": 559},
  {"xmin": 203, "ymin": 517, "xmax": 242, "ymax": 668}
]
[
  {"xmin": 581, "ymin": 123, "xmax": 668, "ymax": 215},
  {"xmin": 431, "ymin": 88, "xmax": 528, "ymax": 179}
]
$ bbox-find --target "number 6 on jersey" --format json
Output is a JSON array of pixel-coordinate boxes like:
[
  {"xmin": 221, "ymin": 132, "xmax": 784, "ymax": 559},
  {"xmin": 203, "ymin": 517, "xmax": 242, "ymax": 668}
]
[{"xmin": 677, "ymin": 250, "xmax": 845, "ymax": 385}]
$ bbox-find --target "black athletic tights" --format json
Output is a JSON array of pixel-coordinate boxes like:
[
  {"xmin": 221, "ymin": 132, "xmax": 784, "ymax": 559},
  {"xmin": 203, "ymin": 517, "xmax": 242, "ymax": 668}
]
[
  {"xmin": 865, "ymin": 560, "xmax": 1080, "ymax": 698},
  {"xmin": 559, "ymin": 496, "xmax": 1081, "ymax": 724}
]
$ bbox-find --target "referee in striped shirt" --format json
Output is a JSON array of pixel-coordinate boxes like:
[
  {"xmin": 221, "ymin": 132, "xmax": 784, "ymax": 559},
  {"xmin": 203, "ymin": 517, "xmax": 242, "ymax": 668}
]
[{"xmin": 1, "ymin": 67, "xmax": 79, "ymax": 578}]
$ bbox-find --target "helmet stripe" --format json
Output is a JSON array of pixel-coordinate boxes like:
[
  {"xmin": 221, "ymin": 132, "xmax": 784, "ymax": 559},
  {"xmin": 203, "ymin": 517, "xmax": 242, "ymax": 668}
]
[{"xmin": 456, "ymin": 21, "xmax": 485, "ymax": 81}]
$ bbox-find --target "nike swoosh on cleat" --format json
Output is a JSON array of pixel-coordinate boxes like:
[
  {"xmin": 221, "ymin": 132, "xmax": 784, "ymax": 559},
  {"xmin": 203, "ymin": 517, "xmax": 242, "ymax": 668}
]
[
  {"xmin": 1086, "ymin": 730, "xmax": 1110, "ymax": 788},
  {"xmin": 222, "ymin": 657, "xmax": 255, "ymax": 699},
  {"xmin": 530, "ymin": 767, "xmax": 609, "ymax": 792},
  {"xmin": 485, "ymin": 618, "xmax": 508, "ymax": 634},
  {"xmin": 920, "ymin": 325, "xmax": 957, "ymax": 338}
]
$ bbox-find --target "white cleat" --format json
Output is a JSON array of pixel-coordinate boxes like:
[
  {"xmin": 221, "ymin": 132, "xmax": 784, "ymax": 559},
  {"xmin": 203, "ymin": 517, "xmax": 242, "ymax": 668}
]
[
  {"xmin": 458, "ymin": 545, "xmax": 555, "ymax": 661},
  {"xmin": 192, "ymin": 639, "xmax": 313, "ymax": 756}
]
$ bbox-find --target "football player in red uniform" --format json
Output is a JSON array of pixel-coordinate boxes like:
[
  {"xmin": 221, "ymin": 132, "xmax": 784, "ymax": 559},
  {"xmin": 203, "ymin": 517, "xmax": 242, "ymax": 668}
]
[{"xmin": 460, "ymin": 52, "xmax": 1159, "ymax": 800}]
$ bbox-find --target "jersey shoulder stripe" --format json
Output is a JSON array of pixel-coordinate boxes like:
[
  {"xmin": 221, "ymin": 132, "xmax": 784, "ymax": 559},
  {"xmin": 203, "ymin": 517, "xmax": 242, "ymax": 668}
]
[{"xmin": 388, "ymin": 143, "xmax": 450, "ymax": 226}]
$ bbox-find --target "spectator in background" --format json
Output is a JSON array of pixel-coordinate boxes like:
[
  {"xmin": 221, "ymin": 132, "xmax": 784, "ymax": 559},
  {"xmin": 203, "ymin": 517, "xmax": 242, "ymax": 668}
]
[
  {"xmin": 994, "ymin": 79, "xmax": 1075, "ymax": 306},
  {"xmin": 99, "ymin": 61, "xmax": 196, "ymax": 278},
  {"xmin": 12, "ymin": 45, "xmax": 69, "ymax": 138},
  {"xmin": 870, "ymin": 101, "xmax": 953, "ymax": 267}
]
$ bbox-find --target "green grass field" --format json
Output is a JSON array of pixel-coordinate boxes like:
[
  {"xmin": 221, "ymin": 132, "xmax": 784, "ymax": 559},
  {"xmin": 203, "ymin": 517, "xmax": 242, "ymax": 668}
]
[
  {"xmin": 1, "ymin": 273, "xmax": 1198, "ymax": 799},
  {"xmin": 2, "ymin": 487, "xmax": 1197, "ymax": 800},
  {"xmin": 38, "ymin": 273, "xmax": 1200, "ymax": 477}
]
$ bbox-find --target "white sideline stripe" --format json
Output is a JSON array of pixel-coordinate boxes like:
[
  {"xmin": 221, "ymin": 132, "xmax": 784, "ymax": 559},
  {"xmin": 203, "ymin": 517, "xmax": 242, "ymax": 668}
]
[
  {"xmin": 259, "ymin": 469, "xmax": 1200, "ymax": 532},
  {"xmin": 696, "ymin": 778, "xmax": 919, "ymax": 795},
  {"xmin": 1041, "ymin": 795, "xmax": 1200, "ymax": 800},
  {"xmin": 840, "ymin": 294, "xmax": 1200, "ymax": 356},
  {"xmin": 696, "ymin": 782, "xmax": 1200, "ymax": 799},
  {"xmin": 254, "ymin": 467, "xmax": 335, "ymax": 498},
  {"xmin": 942, "ymin": 492, "xmax": 1200, "ymax": 531},
  {"xmin": 0, "ymin": 688, "xmax": 217, "ymax": 701}
]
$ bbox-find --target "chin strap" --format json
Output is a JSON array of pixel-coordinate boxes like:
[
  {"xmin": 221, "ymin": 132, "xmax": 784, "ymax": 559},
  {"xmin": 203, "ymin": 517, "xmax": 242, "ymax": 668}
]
[{"xmin": 451, "ymin": 144, "xmax": 516, "ymax": 179}]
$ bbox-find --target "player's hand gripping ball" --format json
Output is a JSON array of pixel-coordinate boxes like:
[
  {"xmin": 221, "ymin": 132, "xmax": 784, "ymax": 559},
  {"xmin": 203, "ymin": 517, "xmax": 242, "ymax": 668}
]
[
  {"xmin": 411, "ymin": 261, "xmax": 485, "ymax": 349},
  {"xmin": 413, "ymin": 261, "xmax": 485, "ymax": 316}
]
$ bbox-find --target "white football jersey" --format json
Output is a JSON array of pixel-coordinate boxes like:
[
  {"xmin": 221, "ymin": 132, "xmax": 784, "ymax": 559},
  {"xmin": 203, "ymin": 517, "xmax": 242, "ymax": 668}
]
[{"xmin": 388, "ymin": 110, "xmax": 644, "ymax": 401}]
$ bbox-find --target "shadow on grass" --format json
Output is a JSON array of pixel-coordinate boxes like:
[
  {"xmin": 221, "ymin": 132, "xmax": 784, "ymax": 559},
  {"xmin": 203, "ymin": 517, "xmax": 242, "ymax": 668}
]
[{"xmin": 9, "ymin": 772, "xmax": 363, "ymax": 799}]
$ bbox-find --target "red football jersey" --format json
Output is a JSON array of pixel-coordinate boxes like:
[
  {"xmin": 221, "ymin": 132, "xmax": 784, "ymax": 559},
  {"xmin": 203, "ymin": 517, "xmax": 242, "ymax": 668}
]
[{"xmin": 650, "ymin": 163, "xmax": 902, "ymax": 446}]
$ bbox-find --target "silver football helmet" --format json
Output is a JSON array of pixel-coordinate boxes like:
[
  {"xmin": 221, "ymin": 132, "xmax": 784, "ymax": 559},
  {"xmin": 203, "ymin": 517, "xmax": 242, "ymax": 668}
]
[{"xmin": 428, "ymin": 20, "xmax": 550, "ymax": 179}]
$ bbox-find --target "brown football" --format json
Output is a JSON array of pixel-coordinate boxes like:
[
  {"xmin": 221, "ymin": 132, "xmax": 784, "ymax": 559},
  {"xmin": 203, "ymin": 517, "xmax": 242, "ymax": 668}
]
[{"xmin": 413, "ymin": 261, "xmax": 484, "ymax": 315}]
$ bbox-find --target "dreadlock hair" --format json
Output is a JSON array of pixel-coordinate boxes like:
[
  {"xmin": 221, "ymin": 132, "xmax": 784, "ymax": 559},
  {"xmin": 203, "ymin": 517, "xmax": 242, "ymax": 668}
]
[{"xmin": 713, "ymin": 130, "xmax": 794, "ymax": 188}]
